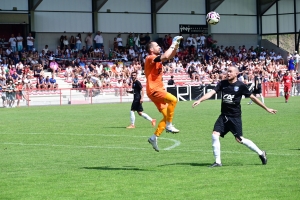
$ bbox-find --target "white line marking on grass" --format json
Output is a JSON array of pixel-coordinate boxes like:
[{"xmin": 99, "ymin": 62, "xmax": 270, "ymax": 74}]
[
  {"xmin": 1, "ymin": 142, "xmax": 147, "ymax": 150},
  {"xmin": 1, "ymin": 142, "xmax": 299, "ymax": 156},
  {"xmin": 1, "ymin": 133, "xmax": 299, "ymax": 156},
  {"xmin": 160, "ymin": 138, "xmax": 181, "ymax": 150},
  {"xmin": 0, "ymin": 132, "xmax": 181, "ymax": 151}
]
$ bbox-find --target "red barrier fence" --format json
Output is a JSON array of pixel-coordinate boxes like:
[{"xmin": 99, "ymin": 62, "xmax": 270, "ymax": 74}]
[{"xmin": 262, "ymin": 82, "xmax": 280, "ymax": 97}]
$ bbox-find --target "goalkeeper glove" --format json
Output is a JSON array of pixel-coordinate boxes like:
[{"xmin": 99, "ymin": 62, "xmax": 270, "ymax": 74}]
[{"xmin": 170, "ymin": 36, "xmax": 183, "ymax": 50}]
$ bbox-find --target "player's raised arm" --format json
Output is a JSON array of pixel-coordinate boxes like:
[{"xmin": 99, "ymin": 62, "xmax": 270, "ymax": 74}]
[{"xmin": 192, "ymin": 89, "xmax": 216, "ymax": 108}]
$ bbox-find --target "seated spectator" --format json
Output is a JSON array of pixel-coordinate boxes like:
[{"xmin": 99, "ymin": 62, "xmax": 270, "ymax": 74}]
[
  {"xmin": 64, "ymin": 65, "xmax": 73, "ymax": 81},
  {"xmin": 23, "ymin": 75, "xmax": 32, "ymax": 90},
  {"xmin": 49, "ymin": 74, "xmax": 58, "ymax": 90},
  {"xmin": 85, "ymin": 78, "xmax": 93, "ymax": 97},
  {"xmin": 49, "ymin": 57, "xmax": 60, "ymax": 75},
  {"xmin": 33, "ymin": 65, "xmax": 42, "ymax": 79},
  {"xmin": 11, "ymin": 71, "xmax": 19, "ymax": 82},
  {"xmin": 103, "ymin": 75, "xmax": 111, "ymax": 89},
  {"xmin": 72, "ymin": 75, "xmax": 80, "ymax": 88},
  {"xmin": 44, "ymin": 76, "xmax": 51, "ymax": 89},
  {"xmin": 36, "ymin": 75, "xmax": 45, "ymax": 89}
]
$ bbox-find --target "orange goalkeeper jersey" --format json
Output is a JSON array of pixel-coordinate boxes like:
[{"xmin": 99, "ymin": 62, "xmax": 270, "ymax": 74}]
[{"xmin": 144, "ymin": 54, "xmax": 164, "ymax": 95}]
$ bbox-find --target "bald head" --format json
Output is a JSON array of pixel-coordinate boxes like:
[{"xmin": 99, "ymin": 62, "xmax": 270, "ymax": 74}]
[{"xmin": 227, "ymin": 66, "xmax": 239, "ymax": 82}]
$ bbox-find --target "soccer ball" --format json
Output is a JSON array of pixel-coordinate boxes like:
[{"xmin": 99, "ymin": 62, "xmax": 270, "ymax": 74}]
[{"xmin": 206, "ymin": 11, "xmax": 220, "ymax": 25}]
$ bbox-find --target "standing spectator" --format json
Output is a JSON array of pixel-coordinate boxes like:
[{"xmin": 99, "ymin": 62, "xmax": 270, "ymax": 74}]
[
  {"xmin": 27, "ymin": 33, "xmax": 35, "ymax": 51},
  {"xmin": 1, "ymin": 83, "xmax": 7, "ymax": 108},
  {"xmin": 16, "ymin": 33, "xmax": 23, "ymax": 52},
  {"xmin": 126, "ymin": 72, "xmax": 156, "ymax": 128},
  {"xmin": 8, "ymin": 34, "xmax": 17, "ymax": 52},
  {"xmin": 294, "ymin": 51, "xmax": 299, "ymax": 72},
  {"xmin": 134, "ymin": 33, "xmax": 140, "ymax": 51},
  {"xmin": 295, "ymin": 72, "xmax": 300, "ymax": 96},
  {"xmin": 75, "ymin": 33, "xmax": 82, "ymax": 51},
  {"xmin": 6, "ymin": 80, "xmax": 16, "ymax": 108},
  {"xmin": 84, "ymin": 33, "xmax": 93, "ymax": 50},
  {"xmin": 93, "ymin": 31, "xmax": 103, "ymax": 49},
  {"xmin": 288, "ymin": 56, "xmax": 295, "ymax": 74},
  {"xmin": 63, "ymin": 36, "xmax": 69, "ymax": 49},
  {"xmin": 248, "ymin": 70, "xmax": 264, "ymax": 105},
  {"xmin": 117, "ymin": 34, "xmax": 123, "ymax": 51},
  {"xmin": 70, "ymin": 35, "xmax": 75, "ymax": 50},
  {"xmin": 144, "ymin": 33, "xmax": 151, "ymax": 44},
  {"xmin": 139, "ymin": 34, "xmax": 146, "ymax": 48}
]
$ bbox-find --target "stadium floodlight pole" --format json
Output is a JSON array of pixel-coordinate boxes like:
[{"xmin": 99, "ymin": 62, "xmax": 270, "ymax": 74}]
[
  {"xmin": 294, "ymin": 0, "xmax": 297, "ymax": 52},
  {"xmin": 276, "ymin": 0, "xmax": 279, "ymax": 47}
]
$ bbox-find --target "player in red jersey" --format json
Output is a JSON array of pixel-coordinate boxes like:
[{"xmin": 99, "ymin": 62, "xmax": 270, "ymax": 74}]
[{"xmin": 281, "ymin": 71, "xmax": 294, "ymax": 103}]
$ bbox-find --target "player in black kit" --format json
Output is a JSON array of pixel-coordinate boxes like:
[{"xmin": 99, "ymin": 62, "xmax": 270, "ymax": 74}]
[
  {"xmin": 192, "ymin": 66, "xmax": 277, "ymax": 167},
  {"xmin": 248, "ymin": 70, "xmax": 264, "ymax": 105},
  {"xmin": 126, "ymin": 72, "xmax": 156, "ymax": 129}
]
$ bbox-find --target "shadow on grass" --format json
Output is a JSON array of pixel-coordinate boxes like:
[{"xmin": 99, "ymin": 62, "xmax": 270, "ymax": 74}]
[
  {"xmin": 81, "ymin": 166, "xmax": 150, "ymax": 171},
  {"xmin": 290, "ymin": 149, "xmax": 300, "ymax": 150},
  {"xmin": 102, "ymin": 127, "xmax": 129, "ymax": 129},
  {"xmin": 157, "ymin": 162, "xmax": 212, "ymax": 167},
  {"xmin": 158, "ymin": 162, "xmax": 262, "ymax": 167}
]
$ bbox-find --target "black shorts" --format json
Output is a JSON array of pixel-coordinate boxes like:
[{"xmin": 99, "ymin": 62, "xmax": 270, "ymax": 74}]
[
  {"xmin": 213, "ymin": 115, "xmax": 243, "ymax": 139},
  {"xmin": 253, "ymin": 86, "xmax": 261, "ymax": 94},
  {"xmin": 131, "ymin": 101, "xmax": 143, "ymax": 112}
]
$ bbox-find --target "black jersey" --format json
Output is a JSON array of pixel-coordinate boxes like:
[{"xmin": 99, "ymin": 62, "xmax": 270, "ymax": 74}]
[
  {"xmin": 132, "ymin": 80, "xmax": 143, "ymax": 102},
  {"xmin": 254, "ymin": 75, "xmax": 262, "ymax": 88},
  {"xmin": 213, "ymin": 80, "xmax": 251, "ymax": 117}
]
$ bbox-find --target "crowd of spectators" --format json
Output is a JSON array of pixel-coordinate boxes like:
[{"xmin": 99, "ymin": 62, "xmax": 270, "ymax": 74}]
[{"xmin": 0, "ymin": 31, "xmax": 300, "ymax": 107}]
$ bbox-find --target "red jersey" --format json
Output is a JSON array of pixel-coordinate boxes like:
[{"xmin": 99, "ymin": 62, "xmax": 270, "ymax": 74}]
[
  {"xmin": 282, "ymin": 75, "xmax": 293, "ymax": 86},
  {"xmin": 144, "ymin": 54, "xmax": 164, "ymax": 95}
]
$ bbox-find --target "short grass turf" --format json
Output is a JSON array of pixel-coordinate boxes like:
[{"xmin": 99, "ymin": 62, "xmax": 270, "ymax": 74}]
[{"xmin": 1, "ymin": 97, "xmax": 299, "ymax": 200}]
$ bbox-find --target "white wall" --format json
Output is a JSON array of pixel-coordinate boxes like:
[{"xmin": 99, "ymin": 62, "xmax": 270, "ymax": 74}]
[
  {"xmin": 264, "ymin": 3, "xmax": 276, "ymax": 15},
  {"xmin": 279, "ymin": 14, "xmax": 294, "ymax": 33},
  {"xmin": 297, "ymin": 0, "xmax": 300, "ymax": 12},
  {"xmin": 278, "ymin": 0, "xmax": 294, "ymax": 14},
  {"xmin": 156, "ymin": 14, "xmax": 206, "ymax": 33},
  {"xmin": 99, "ymin": 0, "xmax": 150, "ymax": 12},
  {"xmin": 35, "ymin": 0, "xmax": 92, "ymax": 11},
  {"xmin": 215, "ymin": 0, "xmax": 256, "ymax": 15},
  {"xmin": 98, "ymin": 13, "xmax": 151, "ymax": 33},
  {"xmin": 262, "ymin": 16, "xmax": 276, "ymax": 34},
  {"xmin": 212, "ymin": 0, "xmax": 257, "ymax": 34},
  {"xmin": 158, "ymin": 0, "xmax": 205, "ymax": 14},
  {"xmin": 33, "ymin": 12, "xmax": 93, "ymax": 33},
  {"xmin": 212, "ymin": 34, "xmax": 259, "ymax": 49},
  {"xmin": 210, "ymin": 16, "xmax": 257, "ymax": 34},
  {"xmin": 0, "ymin": 0, "xmax": 28, "ymax": 11}
]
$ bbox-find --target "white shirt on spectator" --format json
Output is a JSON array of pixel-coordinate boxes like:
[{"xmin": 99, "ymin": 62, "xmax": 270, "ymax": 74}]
[
  {"xmin": 94, "ymin": 35, "xmax": 103, "ymax": 43},
  {"xmin": 117, "ymin": 37, "xmax": 123, "ymax": 47},
  {"xmin": 27, "ymin": 36, "xmax": 34, "ymax": 46},
  {"xmin": 9, "ymin": 37, "xmax": 17, "ymax": 47}
]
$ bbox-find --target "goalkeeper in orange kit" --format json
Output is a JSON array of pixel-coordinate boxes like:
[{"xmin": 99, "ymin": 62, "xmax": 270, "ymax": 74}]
[{"xmin": 144, "ymin": 36, "xmax": 183, "ymax": 152}]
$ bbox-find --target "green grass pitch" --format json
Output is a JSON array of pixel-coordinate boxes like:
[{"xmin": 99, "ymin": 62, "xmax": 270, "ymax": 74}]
[{"xmin": 1, "ymin": 97, "xmax": 299, "ymax": 200}]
